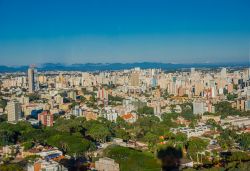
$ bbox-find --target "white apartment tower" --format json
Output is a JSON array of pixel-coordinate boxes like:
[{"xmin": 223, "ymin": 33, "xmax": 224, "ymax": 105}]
[
  {"xmin": 221, "ymin": 67, "xmax": 227, "ymax": 78},
  {"xmin": 191, "ymin": 67, "xmax": 195, "ymax": 76}
]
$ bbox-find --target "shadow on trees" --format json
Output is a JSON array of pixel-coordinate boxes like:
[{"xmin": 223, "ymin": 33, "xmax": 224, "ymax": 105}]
[
  {"xmin": 157, "ymin": 146, "xmax": 182, "ymax": 171},
  {"xmin": 59, "ymin": 157, "xmax": 88, "ymax": 171}
]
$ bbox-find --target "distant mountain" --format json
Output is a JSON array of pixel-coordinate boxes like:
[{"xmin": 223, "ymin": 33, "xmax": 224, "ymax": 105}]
[
  {"xmin": 0, "ymin": 65, "xmax": 29, "ymax": 73},
  {"xmin": 0, "ymin": 62, "xmax": 249, "ymax": 73}
]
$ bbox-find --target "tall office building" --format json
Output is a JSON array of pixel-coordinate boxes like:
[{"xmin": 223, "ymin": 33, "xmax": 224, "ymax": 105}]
[
  {"xmin": 7, "ymin": 100, "xmax": 22, "ymax": 122},
  {"xmin": 28, "ymin": 66, "xmax": 35, "ymax": 93}
]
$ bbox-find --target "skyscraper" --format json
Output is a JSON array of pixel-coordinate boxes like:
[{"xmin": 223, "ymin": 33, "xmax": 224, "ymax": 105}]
[
  {"xmin": 7, "ymin": 100, "xmax": 22, "ymax": 122},
  {"xmin": 28, "ymin": 66, "xmax": 35, "ymax": 93}
]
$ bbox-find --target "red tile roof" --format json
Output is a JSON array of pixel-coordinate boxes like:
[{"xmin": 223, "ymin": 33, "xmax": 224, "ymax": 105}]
[{"xmin": 121, "ymin": 113, "xmax": 134, "ymax": 120}]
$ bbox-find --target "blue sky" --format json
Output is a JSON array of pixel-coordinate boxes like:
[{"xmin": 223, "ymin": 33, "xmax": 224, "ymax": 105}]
[{"xmin": 0, "ymin": 0, "xmax": 249, "ymax": 65}]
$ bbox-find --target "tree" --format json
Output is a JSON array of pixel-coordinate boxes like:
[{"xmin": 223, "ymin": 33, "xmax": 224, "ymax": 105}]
[
  {"xmin": 53, "ymin": 117, "xmax": 86, "ymax": 134},
  {"xmin": 115, "ymin": 129, "xmax": 130, "ymax": 141},
  {"xmin": 227, "ymin": 93, "xmax": 237, "ymax": 101},
  {"xmin": 108, "ymin": 95, "xmax": 124, "ymax": 102},
  {"xmin": 217, "ymin": 130, "xmax": 234, "ymax": 150},
  {"xmin": 70, "ymin": 101, "xmax": 79, "ymax": 109},
  {"xmin": 116, "ymin": 116, "xmax": 129, "ymax": 129},
  {"xmin": 0, "ymin": 98, "xmax": 7, "ymax": 109},
  {"xmin": 47, "ymin": 133, "xmax": 92, "ymax": 156},
  {"xmin": 22, "ymin": 141, "xmax": 34, "ymax": 150},
  {"xmin": 175, "ymin": 132, "xmax": 188, "ymax": 143},
  {"xmin": 206, "ymin": 119, "xmax": 221, "ymax": 131},
  {"xmin": 104, "ymin": 145, "xmax": 161, "ymax": 171},
  {"xmin": 135, "ymin": 115, "xmax": 160, "ymax": 132},
  {"xmin": 137, "ymin": 106, "xmax": 154, "ymax": 115},
  {"xmin": 239, "ymin": 133, "xmax": 250, "ymax": 150},
  {"xmin": 215, "ymin": 101, "xmax": 242, "ymax": 118},
  {"xmin": 187, "ymin": 137, "xmax": 208, "ymax": 161},
  {"xmin": 144, "ymin": 132, "xmax": 159, "ymax": 148},
  {"xmin": 86, "ymin": 124, "xmax": 110, "ymax": 142},
  {"xmin": 162, "ymin": 89, "xmax": 170, "ymax": 100},
  {"xmin": 79, "ymin": 96, "xmax": 86, "ymax": 102},
  {"xmin": 228, "ymin": 151, "xmax": 250, "ymax": 162},
  {"xmin": 0, "ymin": 164, "xmax": 24, "ymax": 171},
  {"xmin": 0, "ymin": 114, "xmax": 7, "ymax": 122},
  {"xmin": 161, "ymin": 113, "xmax": 178, "ymax": 128}
]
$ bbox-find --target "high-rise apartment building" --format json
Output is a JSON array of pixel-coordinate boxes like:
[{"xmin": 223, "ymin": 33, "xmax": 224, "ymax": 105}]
[
  {"xmin": 191, "ymin": 67, "xmax": 195, "ymax": 75},
  {"xmin": 28, "ymin": 66, "xmax": 35, "ymax": 93},
  {"xmin": 193, "ymin": 101, "xmax": 205, "ymax": 115},
  {"xmin": 7, "ymin": 100, "xmax": 22, "ymax": 122},
  {"xmin": 97, "ymin": 87, "xmax": 109, "ymax": 100},
  {"xmin": 38, "ymin": 111, "xmax": 54, "ymax": 127},
  {"xmin": 130, "ymin": 72, "xmax": 140, "ymax": 87},
  {"xmin": 221, "ymin": 67, "xmax": 227, "ymax": 78}
]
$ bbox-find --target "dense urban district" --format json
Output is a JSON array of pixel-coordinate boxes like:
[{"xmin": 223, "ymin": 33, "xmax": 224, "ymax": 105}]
[{"xmin": 0, "ymin": 66, "xmax": 250, "ymax": 171}]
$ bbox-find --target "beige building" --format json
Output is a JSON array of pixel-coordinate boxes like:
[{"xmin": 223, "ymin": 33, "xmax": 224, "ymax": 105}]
[
  {"xmin": 7, "ymin": 100, "xmax": 22, "ymax": 122},
  {"xmin": 95, "ymin": 157, "xmax": 119, "ymax": 171},
  {"xmin": 28, "ymin": 66, "xmax": 35, "ymax": 93},
  {"xmin": 130, "ymin": 72, "xmax": 140, "ymax": 87}
]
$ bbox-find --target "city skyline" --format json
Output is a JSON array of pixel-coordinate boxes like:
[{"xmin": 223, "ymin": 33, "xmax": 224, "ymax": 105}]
[
  {"xmin": 1, "ymin": 1, "xmax": 250, "ymax": 170},
  {"xmin": 0, "ymin": 0, "xmax": 250, "ymax": 65},
  {"xmin": 0, "ymin": 60, "xmax": 250, "ymax": 170}
]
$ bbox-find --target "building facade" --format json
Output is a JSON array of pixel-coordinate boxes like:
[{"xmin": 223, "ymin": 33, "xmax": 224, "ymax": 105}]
[{"xmin": 7, "ymin": 100, "xmax": 22, "ymax": 122}]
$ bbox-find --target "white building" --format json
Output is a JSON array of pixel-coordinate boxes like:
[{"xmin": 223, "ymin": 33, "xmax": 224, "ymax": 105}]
[
  {"xmin": 171, "ymin": 124, "xmax": 210, "ymax": 138},
  {"xmin": 27, "ymin": 159, "xmax": 67, "ymax": 171},
  {"xmin": 245, "ymin": 100, "xmax": 250, "ymax": 111},
  {"xmin": 102, "ymin": 107, "xmax": 118, "ymax": 122},
  {"xmin": 72, "ymin": 105, "xmax": 83, "ymax": 117},
  {"xmin": 221, "ymin": 116, "xmax": 250, "ymax": 128},
  {"xmin": 193, "ymin": 101, "xmax": 205, "ymax": 115},
  {"xmin": 221, "ymin": 67, "xmax": 227, "ymax": 78},
  {"xmin": 193, "ymin": 101, "xmax": 214, "ymax": 115}
]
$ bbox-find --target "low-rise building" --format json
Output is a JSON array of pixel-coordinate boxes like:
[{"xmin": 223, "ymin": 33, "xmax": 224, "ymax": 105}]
[
  {"xmin": 171, "ymin": 124, "xmax": 210, "ymax": 138},
  {"xmin": 221, "ymin": 116, "xmax": 250, "ymax": 128},
  {"xmin": 121, "ymin": 113, "xmax": 137, "ymax": 123},
  {"xmin": 27, "ymin": 159, "xmax": 68, "ymax": 171},
  {"xmin": 201, "ymin": 115, "xmax": 221, "ymax": 123},
  {"xmin": 95, "ymin": 157, "xmax": 119, "ymax": 171}
]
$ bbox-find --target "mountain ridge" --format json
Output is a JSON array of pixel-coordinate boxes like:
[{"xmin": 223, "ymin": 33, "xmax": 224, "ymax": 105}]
[{"xmin": 0, "ymin": 62, "xmax": 249, "ymax": 72}]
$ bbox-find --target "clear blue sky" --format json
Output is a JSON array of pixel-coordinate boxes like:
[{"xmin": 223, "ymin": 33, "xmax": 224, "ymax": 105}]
[{"xmin": 0, "ymin": 0, "xmax": 249, "ymax": 65}]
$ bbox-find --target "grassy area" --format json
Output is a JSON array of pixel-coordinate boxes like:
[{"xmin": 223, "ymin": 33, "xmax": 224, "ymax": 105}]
[{"xmin": 103, "ymin": 145, "xmax": 161, "ymax": 171}]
